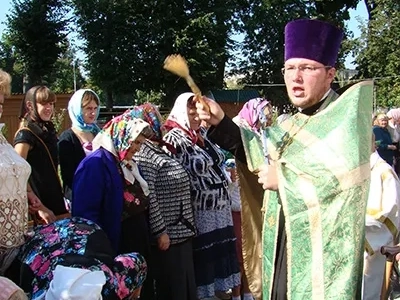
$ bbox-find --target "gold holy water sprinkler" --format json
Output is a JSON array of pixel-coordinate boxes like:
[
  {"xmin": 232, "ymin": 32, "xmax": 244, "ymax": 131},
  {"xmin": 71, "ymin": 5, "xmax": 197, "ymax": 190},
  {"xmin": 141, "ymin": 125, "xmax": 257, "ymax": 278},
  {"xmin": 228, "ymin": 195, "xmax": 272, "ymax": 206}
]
[{"xmin": 163, "ymin": 54, "xmax": 210, "ymax": 113}]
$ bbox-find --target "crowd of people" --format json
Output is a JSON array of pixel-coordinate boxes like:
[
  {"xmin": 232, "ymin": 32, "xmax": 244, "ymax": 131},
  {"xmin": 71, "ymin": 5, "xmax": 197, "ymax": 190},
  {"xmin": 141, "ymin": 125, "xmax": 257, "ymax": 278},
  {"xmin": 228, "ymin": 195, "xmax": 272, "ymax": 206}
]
[{"xmin": 0, "ymin": 17, "xmax": 399, "ymax": 300}]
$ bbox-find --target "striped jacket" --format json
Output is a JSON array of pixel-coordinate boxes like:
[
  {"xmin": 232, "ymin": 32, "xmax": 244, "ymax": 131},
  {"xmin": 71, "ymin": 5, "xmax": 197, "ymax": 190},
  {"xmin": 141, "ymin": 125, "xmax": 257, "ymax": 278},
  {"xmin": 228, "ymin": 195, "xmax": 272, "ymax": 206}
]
[{"xmin": 134, "ymin": 141, "xmax": 196, "ymax": 244}]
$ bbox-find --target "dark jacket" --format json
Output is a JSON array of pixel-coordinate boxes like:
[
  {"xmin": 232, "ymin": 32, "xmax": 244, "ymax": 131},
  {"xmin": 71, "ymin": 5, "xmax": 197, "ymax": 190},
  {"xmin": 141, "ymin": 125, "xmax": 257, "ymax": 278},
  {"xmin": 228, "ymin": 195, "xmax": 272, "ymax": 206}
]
[
  {"xmin": 58, "ymin": 128, "xmax": 86, "ymax": 200},
  {"xmin": 71, "ymin": 147, "xmax": 124, "ymax": 252},
  {"xmin": 373, "ymin": 125, "xmax": 395, "ymax": 165}
]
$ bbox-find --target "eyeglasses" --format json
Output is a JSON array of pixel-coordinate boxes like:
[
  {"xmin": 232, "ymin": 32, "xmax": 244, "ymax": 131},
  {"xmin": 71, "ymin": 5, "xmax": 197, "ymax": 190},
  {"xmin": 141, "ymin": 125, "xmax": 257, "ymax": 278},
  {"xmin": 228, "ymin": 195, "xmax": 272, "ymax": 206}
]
[{"xmin": 281, "ymin": 65, "xmax": 332, "ymax": 76}]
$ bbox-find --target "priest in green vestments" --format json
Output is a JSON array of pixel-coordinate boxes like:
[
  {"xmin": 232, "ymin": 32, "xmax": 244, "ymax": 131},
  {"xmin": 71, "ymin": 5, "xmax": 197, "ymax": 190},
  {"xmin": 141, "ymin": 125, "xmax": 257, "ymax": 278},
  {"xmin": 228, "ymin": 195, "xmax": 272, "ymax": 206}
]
[{"xmin": 195, "ymin": 19, "xmax": 373, "ymax": 300}]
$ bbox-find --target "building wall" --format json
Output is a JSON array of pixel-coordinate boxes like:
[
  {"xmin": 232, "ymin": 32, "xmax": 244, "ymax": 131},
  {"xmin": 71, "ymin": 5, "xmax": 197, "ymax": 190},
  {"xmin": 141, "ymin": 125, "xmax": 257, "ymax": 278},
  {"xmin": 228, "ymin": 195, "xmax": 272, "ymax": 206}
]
[{"xmin": 0, "ymin": 94, "xmax": 72, "ymax": 143}]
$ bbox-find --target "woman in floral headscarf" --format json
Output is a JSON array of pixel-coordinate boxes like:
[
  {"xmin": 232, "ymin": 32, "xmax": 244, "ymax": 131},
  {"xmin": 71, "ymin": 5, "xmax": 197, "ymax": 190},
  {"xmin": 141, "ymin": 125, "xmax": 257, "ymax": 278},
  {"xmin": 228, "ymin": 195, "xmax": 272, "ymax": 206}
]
[
  {"xmin": 130, "ymin": 103, "xmax": 197, "ymax": 300},
  {"xmin": 58, "ymin": 89, "xmax": 101, "ymax": 206},
  {"xmin": 18, "ymin": 217, "xmax": 147, "ymax": 300},
  {"xmin": 71, "ymin": 112, "xmax": 155, "ymax": 299},
  {"xmin": 163, "ymin": 93, "xmax": 240, "ymax": 299},
  {"xmin": 71, "ymin": 112, "xmax": 153, "ymax": 250}
]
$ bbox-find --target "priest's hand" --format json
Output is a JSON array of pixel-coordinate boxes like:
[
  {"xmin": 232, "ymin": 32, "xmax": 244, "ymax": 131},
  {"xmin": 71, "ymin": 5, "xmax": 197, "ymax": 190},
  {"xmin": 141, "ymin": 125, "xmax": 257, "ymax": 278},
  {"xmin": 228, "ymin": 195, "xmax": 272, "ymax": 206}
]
[
  {"xmin": 195, "ymin": 95, "xmax": 225, "ymax": 126},
  {"xmin": 257, "ymin": 162, "xmax": 278, "ymax": 191},
  {"xmin": 157, "ymin": 233, "xmax": 170, "ymax": 251}
]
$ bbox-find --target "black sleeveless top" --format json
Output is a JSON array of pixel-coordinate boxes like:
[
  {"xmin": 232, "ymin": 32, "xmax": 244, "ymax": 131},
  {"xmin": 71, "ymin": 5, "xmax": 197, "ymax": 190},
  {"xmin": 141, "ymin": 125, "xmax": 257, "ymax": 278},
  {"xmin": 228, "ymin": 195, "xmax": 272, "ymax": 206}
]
[{"xmin": 14, "ymin": 122, "xmax": 67, "ymax": 216}]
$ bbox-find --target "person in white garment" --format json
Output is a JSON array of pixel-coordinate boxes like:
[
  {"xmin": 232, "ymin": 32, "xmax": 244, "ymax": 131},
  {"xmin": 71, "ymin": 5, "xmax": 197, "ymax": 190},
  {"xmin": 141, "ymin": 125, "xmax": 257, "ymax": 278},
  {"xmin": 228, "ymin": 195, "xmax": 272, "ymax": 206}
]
[
  {"xmin": 363, "ymin": 133, "xmax": 400, "ymax": 300},
  {"xmin": 0, "ymin": 69, "xmax": 41, "ymax": 279}
]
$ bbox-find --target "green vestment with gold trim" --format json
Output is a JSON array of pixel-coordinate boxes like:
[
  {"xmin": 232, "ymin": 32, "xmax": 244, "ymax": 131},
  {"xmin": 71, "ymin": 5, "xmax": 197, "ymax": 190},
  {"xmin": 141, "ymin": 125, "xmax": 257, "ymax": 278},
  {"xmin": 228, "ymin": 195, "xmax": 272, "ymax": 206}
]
[{"xmin": 240, "ymin": 81, "xmax": 373, "ymax": 300}]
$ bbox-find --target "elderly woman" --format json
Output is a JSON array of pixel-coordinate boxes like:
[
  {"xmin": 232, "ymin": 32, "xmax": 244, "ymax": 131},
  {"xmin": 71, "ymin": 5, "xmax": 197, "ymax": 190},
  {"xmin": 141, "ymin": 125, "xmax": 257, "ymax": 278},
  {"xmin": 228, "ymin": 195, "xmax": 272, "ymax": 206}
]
[
  {"xmin": 373, "ymin": 113, "xmax": 396, "ymax": 166},
  {"xmin": 72, "ymin": 112, "xmax": 152, "ymax": 250},
  {"xmin": 163, "ymin": 93, "xmax": 240, "ymax": 299},
  {"xmin": 131, "ymin": 103, "xmax": 197, "ymax": 300},
  {"xmin": 58, "ymin": 89, "xmax": 101, "ymax": 206},
  {"xmin": 14, "ymin": 86, "xmax": 68, "ymax": 224},
  {"xmin": 0, "ymin": 70, "xmax": 41, "ymax": 281},
  {"xmin": 18, "ymin": 217, "xmax": 147, "ymax": 300},
  {"xmin": 71, "ymin": 112, "xmax": 155, "ymax": 299}
]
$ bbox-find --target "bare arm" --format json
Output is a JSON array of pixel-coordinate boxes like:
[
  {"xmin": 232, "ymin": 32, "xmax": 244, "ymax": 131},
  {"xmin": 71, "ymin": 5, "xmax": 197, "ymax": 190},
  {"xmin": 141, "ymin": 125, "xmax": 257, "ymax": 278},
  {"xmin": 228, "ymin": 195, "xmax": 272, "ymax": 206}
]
[{"xmin": 14, "ymin": 142, "xmax": 30, "ymax": 160}]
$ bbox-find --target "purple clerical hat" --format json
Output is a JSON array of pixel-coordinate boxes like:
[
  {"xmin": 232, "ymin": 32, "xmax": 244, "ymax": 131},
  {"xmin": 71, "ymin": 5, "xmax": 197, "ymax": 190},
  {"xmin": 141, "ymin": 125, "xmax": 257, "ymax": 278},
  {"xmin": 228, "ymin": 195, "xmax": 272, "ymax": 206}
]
[{"xmin": 284, "ymin": 19, "xmax": 344, "ymax": 66}]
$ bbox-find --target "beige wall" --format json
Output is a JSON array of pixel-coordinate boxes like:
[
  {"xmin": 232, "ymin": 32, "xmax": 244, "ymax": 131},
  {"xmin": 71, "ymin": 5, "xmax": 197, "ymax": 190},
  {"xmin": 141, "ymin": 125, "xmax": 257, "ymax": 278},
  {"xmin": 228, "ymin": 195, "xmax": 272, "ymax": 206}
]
[{"xmin": 0, "ymin": 93, "xmax": 72, "ymax": 143}]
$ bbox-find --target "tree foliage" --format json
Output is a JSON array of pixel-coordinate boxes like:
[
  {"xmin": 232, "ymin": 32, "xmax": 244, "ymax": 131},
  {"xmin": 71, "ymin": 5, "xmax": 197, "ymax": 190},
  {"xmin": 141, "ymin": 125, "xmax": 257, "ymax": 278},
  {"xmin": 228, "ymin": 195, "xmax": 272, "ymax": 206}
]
[
  {"xmin": 0, "ymin": 34, "xmax": 84, "ymax": 94},
  {"xmin": 353, "ymin": 0, "xmax": 400, "ymax": 108},
  {"xmin": 70, "ymin": 0, "xmax": 242, "ymax": 108},
  {"xmin": 4, "ymin": 0, "xmax": 385, "ymax": 111},
  {"xmin": 45, "ymin": 42, "xmax": 86, "ymax": 93},
  {"xmin": 0, "ymin": 35, "xmax": 24, "ymax": 93},
  {"xmin": 6, "ymin": 0, "xmax": 69, "ymax": 87}
]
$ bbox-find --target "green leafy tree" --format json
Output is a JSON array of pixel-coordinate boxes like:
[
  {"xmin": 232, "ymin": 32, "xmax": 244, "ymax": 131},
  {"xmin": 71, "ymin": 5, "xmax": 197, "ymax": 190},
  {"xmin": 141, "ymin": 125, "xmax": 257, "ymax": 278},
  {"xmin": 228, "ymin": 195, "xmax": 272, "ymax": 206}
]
[
  {"xmin": 353, "ymin": 0, "xmax": 400, "ymax": 107},
  {"xmin": 133, "ymin": 90, "xmax": 164, "ymax": 106},
  {"xmin": 70, "ymin": 0, "xmax": 242, "ymax": 108},
  {"xmin": 6, "ymin": 0, "xmax": 69, "ymax": 87},
  {"xmin": 164, "ymin": 0, "xmax": 241, "ymax": 92},
  {"xmin": 46, "ymin": 42, "xmax": 86, "ymax": 93},
  {"xmin": 70, "ymin": 0, "xmax": 163, "ymax": 108},
  {"xmin": 0, "ymin": 35, "xmax": 24, "ymax": 93},
  {"xmin": 363, "ymin": 0, "xmax": 378, "ymax": 19}
]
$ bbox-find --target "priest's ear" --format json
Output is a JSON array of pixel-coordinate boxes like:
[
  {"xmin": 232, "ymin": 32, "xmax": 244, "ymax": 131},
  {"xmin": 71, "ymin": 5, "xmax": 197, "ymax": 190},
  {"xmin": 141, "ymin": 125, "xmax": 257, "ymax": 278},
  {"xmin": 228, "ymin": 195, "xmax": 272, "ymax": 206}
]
[{"xmin": 327, "ymin": 67, "xmax": 336, "ymax": 83}]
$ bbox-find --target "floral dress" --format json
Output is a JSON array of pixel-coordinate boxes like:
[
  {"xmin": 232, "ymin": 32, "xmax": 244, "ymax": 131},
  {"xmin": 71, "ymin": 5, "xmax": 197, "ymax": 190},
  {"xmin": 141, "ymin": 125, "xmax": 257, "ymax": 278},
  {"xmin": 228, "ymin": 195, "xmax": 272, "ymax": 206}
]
[{"xmin": 18, "ymin": 217, "xmax": 147, "ymax": 300}]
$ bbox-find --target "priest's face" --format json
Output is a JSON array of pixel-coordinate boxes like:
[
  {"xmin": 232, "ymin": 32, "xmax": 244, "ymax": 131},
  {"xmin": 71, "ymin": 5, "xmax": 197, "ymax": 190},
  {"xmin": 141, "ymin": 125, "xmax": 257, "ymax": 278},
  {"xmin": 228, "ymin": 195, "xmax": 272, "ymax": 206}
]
[{"xmin": 283, "ymin": 58, "xmax": 336, "ymax": 110}]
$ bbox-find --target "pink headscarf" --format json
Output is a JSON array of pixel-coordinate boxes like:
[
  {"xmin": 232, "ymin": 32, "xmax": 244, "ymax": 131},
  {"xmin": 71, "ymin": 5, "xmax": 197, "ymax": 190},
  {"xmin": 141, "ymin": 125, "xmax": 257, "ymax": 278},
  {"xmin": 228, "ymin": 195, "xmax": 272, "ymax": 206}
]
[
  {"xmin": 387, "ymin": 108, "xmax": 400, "ymax": 124},
  {"xmin": 237, "ymin": 98, "xmax": 271, "ymax": 131}
]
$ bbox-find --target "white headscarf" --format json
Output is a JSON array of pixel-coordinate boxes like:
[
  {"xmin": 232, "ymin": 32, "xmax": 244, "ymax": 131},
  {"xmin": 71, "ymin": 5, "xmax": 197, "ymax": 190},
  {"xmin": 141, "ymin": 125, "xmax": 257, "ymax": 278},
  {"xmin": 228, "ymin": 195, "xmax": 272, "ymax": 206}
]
[{"xmin": 45, "ymin": 266, "xmax": 106, "ymax": 300}]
